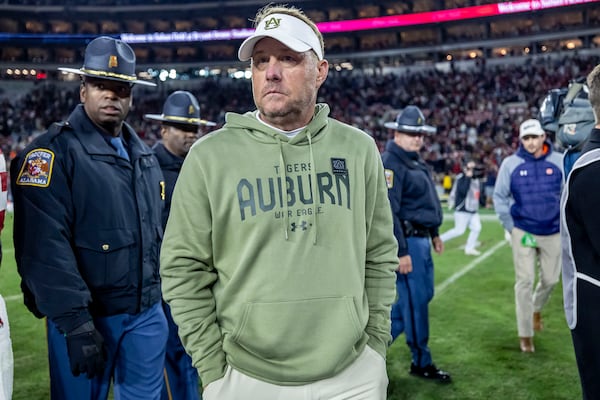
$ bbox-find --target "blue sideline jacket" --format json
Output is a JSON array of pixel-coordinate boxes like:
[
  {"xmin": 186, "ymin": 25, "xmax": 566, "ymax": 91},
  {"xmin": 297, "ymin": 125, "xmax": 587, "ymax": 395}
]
[{"xmin": 493, "ymin": 142, "xmax": 563, "ymax": 235}]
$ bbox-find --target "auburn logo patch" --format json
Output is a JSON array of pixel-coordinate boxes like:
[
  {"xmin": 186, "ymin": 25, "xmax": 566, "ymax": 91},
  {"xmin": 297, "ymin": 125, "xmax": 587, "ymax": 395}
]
[
  {"xmin": 16, "ymin": 148, "xmax": 55, "ymax": 187},
  {"xmin": 264, "ymin": 17, "xmax": 281, "ymax": 30},
  {"xmin": 385, "ymin": 169, "xmax": 394, "ymax": 188}
]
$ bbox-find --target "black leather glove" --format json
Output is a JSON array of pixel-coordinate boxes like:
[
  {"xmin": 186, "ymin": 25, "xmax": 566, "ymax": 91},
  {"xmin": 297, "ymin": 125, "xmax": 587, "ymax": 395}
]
[{"xmin": 65, "ymin": 322, "xmax": 107, "ymax": 379}]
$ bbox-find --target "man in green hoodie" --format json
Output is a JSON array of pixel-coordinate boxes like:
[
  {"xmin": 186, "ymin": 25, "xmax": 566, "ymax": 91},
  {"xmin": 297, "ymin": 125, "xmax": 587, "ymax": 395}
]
[{"xmin": 159, "ymin": 4, "xmax": 399, "ymax": 400}]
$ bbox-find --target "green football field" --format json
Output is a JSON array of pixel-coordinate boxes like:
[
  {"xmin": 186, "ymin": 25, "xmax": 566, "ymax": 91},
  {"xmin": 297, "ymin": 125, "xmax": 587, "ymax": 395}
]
[{"xmin": 0, "ymin": 210, "xmax": 581, "ymax": 399}]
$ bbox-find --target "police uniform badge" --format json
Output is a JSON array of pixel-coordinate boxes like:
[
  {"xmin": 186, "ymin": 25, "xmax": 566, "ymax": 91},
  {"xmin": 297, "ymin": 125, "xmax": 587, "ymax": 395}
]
[
  {"xmin": 385, "ymin": 169, "xmax": 394, "ymax": 188},
  {"xmin": 16, "ymin": 148, "xmax": 55, "ymax": 187}
]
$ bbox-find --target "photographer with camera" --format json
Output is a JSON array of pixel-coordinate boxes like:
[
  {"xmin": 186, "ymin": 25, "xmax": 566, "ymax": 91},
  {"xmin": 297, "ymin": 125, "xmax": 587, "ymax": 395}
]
[{"xmin": 440, "ymin": 160, "xmax": 483, "ymax": 256}]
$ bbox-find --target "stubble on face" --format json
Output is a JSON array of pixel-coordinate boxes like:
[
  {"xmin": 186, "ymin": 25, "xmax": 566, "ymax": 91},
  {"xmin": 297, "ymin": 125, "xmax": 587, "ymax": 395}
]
[
  {"xmin": 395, "ymin": 132, "xmax": 424, "ymax": 152},
  {"xmin": 251, "ymin": 38, "xmax": 324, "ymax": 131},
  {"xmin": 521, "ymin": 135, "xmax": 545, "ymax": 157},
  {"xmin": 80, "ymin": 78, "xmax": 132, "ymax": 136}
]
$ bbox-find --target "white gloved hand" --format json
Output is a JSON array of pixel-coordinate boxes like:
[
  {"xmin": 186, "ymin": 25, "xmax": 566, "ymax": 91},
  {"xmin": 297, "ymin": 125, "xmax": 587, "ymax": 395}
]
[{"xmin": 504, "ymin": 230, "xmax": 512, "ymax": 245}]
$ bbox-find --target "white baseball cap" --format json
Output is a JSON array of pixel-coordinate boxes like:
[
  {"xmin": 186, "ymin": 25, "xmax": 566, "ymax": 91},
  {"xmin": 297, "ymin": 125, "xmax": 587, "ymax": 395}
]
[
  {"xmin": 519, "ymin": 119, "xmax": 545, "ymax": 138},
  {"xmin": 238, "ymin": 13, "xmax": 323, "ymax": 62}
]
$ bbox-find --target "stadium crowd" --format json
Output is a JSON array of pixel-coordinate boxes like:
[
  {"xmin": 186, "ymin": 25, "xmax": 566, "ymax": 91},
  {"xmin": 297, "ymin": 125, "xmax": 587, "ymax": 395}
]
[{"xmin": 1, "ymin": 53, "xmax": 599, "ymax": 190}]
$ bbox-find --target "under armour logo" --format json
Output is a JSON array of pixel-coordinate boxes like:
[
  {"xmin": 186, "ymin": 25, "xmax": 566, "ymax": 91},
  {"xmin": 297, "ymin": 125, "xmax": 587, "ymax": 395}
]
[
  {"xmin": 264, "ymin": 17, "xmax": 281, "ymax": 30},
  {"xmin": 290, "ymin": 221, "xmax": 309, "ymax": 232}
]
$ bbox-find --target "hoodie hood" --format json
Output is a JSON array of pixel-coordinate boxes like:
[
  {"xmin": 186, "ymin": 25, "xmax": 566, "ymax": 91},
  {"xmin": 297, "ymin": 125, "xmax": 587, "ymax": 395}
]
[
  {"xmin": 516, "ymin": 140, "xmax": 553, "ymax": 161},
  {"xmin": 223, "ymin": 103, "xmax": 330, "ymax": 145}
]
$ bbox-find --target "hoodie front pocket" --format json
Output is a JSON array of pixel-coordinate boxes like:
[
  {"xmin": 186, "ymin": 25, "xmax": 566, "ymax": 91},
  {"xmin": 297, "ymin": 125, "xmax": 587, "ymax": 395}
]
[{"xmin": 227, "ymin": 296, "xmax": 364, "ymax": 382}]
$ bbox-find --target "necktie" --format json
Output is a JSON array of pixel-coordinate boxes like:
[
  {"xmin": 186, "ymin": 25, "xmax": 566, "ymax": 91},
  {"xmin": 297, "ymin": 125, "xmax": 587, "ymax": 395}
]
[{"xmin": 110, "ymin": 137, "xmax": 130, "ymax": 161}]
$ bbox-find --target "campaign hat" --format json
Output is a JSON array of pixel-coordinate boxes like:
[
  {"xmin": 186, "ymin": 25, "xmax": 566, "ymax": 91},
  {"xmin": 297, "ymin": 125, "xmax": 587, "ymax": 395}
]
[
  {"xmin": 384, "ymin": 105, "xmax": 436, "ymax": 135},
  {"xmin": 58, "ymin": 36, "xmax": 156, "ymax": 87},
  {"xmin": 144, "ymin": 91, "xmax": 216, "ymax": 127}
]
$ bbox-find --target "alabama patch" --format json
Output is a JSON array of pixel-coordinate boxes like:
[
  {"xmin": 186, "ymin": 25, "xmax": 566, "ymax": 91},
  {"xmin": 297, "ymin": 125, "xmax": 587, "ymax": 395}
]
[
  {"xmin": 385, "ymin": 169, "xmax": 394, "ymax": 188},
  {"xmin": 16, "ymin": 148, "xmax": 55, "ymax": 187}
]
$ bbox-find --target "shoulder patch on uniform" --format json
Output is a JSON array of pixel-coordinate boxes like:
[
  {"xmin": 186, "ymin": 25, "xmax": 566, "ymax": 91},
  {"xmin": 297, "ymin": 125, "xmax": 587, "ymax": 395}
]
[
  {"xmin": 16, "ymin": 148, "xmax": 55, "ymax": 187},
  {"xmin": 385, "ymin": 169, "xmax": 394, "ymax": 188}
]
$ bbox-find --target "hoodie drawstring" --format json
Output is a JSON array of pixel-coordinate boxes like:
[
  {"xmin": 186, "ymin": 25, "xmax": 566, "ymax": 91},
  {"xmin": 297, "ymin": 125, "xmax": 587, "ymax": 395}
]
[
  {"xmin": 276, "ymin": 131, "xmax": 318, "ymax": 244},
  {"xmin": 307, "ymin": 132, "xmax": 318, "ymax": 245},
  {"xmin": 276, "ymin": 136, "xmax": 289, "ymax": 240}
]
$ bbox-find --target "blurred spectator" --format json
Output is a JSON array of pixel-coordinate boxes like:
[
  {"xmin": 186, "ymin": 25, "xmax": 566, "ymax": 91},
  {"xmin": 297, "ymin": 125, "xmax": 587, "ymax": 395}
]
[
  {"xmin": 483, "ymin": 159, "xmax": 498, "ymax": 208},
  {"xmin": 3, "ymin": 53, "xmax": 600, "ymax": 180},
  {"xmin": 440, "ymin": 159, "xmax": 483, "ymax": 256}
]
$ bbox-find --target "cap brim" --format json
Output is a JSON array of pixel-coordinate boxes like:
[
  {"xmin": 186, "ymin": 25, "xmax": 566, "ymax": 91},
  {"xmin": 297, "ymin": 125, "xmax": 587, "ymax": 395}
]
[
  {"xmin": 58, "ymin": 67, "xmax": 157, "ymax": 87},
  {"xmin": 143, "ymin": 114, "xmax": 217, "ymax": 127},
  {"xmin": 519, "ymin": 132, "xmax": 544, "ymax": 138},
  {"xmin": 384, "ymin": 121, "xmax": 398, "ymax": 130},
  {"xmin": 384, "ymin": 122, "xmax": 436, "ymax": 134},
  {"xmin": 238, "ymin": 33, "xmax": 312, "ymax": 61}
]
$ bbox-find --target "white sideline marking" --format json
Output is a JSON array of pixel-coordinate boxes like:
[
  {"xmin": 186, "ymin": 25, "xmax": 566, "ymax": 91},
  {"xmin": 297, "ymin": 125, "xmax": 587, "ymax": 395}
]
[
  {"xmin": 5, "ymin": 294, "xmax": 21, "ymax": 302},
  {"xmin": 434, "ymin": 240, "xmax": 507, "ymax": 298}
]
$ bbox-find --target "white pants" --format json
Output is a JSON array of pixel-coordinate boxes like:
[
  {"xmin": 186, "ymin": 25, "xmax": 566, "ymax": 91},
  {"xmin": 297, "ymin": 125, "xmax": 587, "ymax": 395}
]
[
  {"xmin": 203, "ymin": 345, "xmax": 388, "ymax": 400},
  {"xmin": 440, "ymin": 211, "xmax": 481, "ymax": 252},
  {"xmin": 510, "ymin": 228, "xmax": 561, "ymax": 337},
  {"xmin": 0, "ymin": 295, "xmax": 13, "ymax": 400}
]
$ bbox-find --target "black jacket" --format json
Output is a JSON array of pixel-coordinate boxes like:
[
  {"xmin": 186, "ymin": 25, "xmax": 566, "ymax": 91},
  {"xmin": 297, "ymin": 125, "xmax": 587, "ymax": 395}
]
[
  {"xmin": 152, "ymin": 142, "xmax": 183, "ymax": 230},
  {"xmin": 381, "ymin": 140, "xmax": 442, "ymax": 257},
  {"xmin": 11, "ymin": 104, "xmax": 165, "ymax": 333}
]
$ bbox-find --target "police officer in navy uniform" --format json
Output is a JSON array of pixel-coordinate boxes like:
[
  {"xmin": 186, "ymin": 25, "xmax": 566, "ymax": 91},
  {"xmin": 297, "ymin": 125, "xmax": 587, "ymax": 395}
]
[
  {"xmin": 144, "ymin": 90, "xmax": 215, "ymax": 400},
  {"xmin": 381, "ymin": 105, "xmax": 451, "ymax": 383},
  {"xmin": 10, "ymin": 36, "xmax": 168, "ymax": 399}
]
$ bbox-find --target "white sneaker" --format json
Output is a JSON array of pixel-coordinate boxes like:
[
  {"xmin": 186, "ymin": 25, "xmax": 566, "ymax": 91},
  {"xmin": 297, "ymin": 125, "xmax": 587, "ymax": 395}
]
[{"xmin": 465, "ymin": 248, "xmax": 481, "ymax": 256}]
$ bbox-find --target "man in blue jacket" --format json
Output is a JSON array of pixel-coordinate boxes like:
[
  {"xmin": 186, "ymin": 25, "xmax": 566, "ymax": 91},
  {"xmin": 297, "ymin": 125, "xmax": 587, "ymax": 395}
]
[
  {"xmin": 493, "ymin": 118, "xmax": 563, "ymax": 353},
  {"xmin": 145, "ymin": 90, "xmax": 215, "ymax": 400},
  {"xmin": 11, "ymin": 36, "xmax": 168, "ymax": 399}
]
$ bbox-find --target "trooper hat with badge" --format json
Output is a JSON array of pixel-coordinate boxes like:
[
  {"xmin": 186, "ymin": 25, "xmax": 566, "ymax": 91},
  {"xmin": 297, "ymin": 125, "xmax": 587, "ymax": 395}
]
[
  {"xmin": 384, "ymin": 105, "xmax": 437, "ymax": 135},
  {"xmin": 144, "ymin": 91, "xmax": 216, "ymax": 129},
  {"xmin": 58, "ymin": 35, "xmax": 156, "ymax": 87}
]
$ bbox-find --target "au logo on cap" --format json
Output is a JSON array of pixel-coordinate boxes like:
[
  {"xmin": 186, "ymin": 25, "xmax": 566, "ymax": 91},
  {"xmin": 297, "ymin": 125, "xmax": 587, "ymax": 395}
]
[
  {"xmin": 264, "ymin": 17, "xmax": 281, "ymax": 30},
  {"xmin": 108, "ymin": 55, "xmax": 118, "ymax": 69}
]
